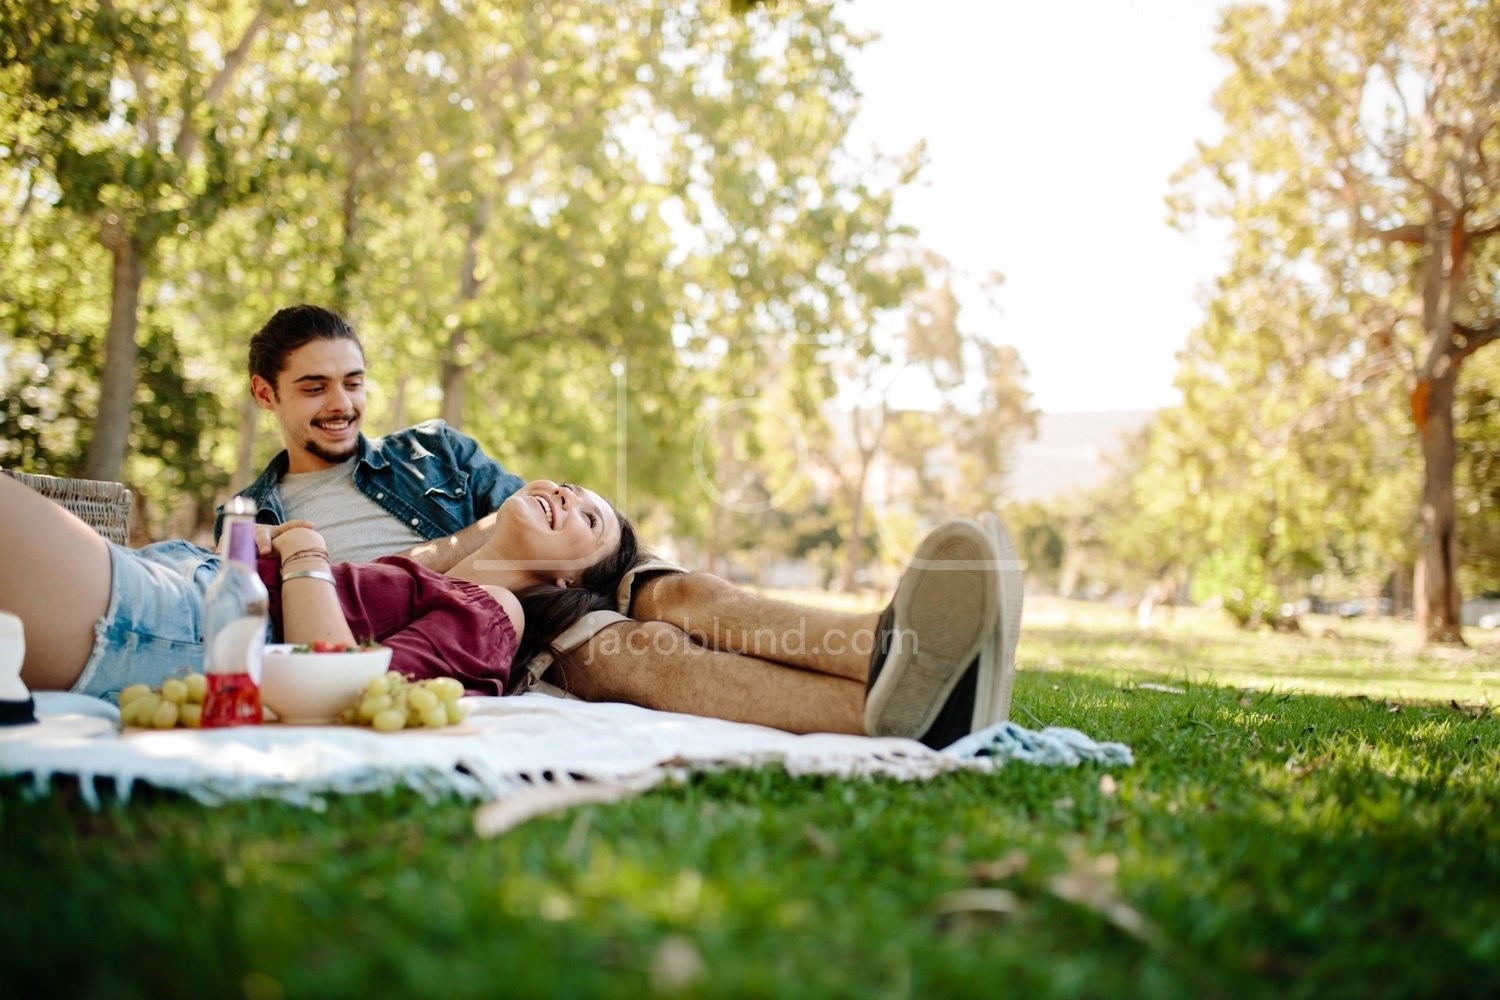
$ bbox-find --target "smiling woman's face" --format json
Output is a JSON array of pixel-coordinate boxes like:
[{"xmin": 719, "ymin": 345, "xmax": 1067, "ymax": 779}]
[{"xmin": 492, "ymin": 479, "xmax": 622, "ymax": 586}]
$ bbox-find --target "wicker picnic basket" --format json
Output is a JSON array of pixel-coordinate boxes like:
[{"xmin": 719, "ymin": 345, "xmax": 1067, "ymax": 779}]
[{"xmin": 4, "ymin": 470, "xmax": 133, "ymax": 545}]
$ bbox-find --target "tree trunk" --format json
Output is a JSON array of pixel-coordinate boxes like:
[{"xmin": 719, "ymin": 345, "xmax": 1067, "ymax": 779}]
[
  {"xmin": 81, "ymin": 233, "xmax": 143, "ymax": 483},
  {"xmin": 840, "ymin": 457, "xmax": 871, "ymax": 591},
  {"xmin": 332, "ymin": 0, "xmax": 367, "ymax": 312},
  {"xmin": 388, "ymin": 371, "xmax": 409, "ymax": 432},
  {"xmin": 839, "ymin": 404, "xmax": 883, "ymax": 591},
  {"xmin": 1410, "ymin": 212, "xmax": 1466, "ymax": 644},
  {"xmin": 1413, "ymin": 369, "xmax": 1464, "ymax": 643},
  {"xmin": 439, "ymin": 211, "xmax": 488, "ymax": 430},
  {"xmin": 440, "ymin": 327, "xmax": 467, "ymax": 430},
  {"xmin": 232, "ymin": 393, "xmax": 259, "ymax": 487}
]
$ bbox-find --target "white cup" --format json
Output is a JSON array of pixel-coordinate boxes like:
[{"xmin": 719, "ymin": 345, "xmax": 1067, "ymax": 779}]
[{"xmin": 0, "ymin": 610, "xmax": 29, "ymax": 701}]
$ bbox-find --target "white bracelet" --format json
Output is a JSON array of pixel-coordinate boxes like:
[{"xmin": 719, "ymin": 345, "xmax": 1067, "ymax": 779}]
[{"xmin": 281, "ymin": 568, "xmax": 336, "ymax": 585}]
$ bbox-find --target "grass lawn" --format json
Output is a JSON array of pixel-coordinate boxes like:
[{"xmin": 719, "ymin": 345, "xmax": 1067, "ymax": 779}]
[{"xmin": 4, "ymin": 599, "xmax": 1497, "ymax": 998}]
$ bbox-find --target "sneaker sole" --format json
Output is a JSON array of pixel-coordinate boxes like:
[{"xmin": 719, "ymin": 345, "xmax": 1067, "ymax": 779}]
[
  {"xmin": 864, "ymin": 518, "xmax": 999, "ymax": 739},
  {"xmin": 973, "ymin": 512, "xmax": 1023, "ymax": 730}
]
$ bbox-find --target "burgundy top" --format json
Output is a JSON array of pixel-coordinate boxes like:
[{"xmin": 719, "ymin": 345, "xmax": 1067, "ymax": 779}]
[{"xmin": 257, "ymin": 555, "xmax": 518, "ymax": 695}]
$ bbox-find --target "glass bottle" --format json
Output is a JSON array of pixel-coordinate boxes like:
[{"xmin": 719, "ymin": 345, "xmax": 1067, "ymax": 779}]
[{"xmin": 200, "ymin": 517, "xmax": 267, "ymax": 726}]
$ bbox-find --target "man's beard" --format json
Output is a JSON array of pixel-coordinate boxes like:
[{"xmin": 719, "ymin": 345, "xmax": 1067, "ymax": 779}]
[
  {"xmin": 304, "ymin": 416, "xmax": 360, "ymax": 465},
  {"xmin": 304, "ymin": 438, "xmax": 359, "ymax": 465}
]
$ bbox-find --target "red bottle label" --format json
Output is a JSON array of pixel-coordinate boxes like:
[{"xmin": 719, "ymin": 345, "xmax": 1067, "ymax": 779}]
[{"xmin": 201, "ymin": 672, "xmax": 263, "ymax": 727}]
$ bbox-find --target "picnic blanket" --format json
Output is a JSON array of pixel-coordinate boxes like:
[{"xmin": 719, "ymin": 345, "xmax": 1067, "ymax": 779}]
[{"xmin": 0, "ymin": 692, "xmax": 1132, "ymax": 817}]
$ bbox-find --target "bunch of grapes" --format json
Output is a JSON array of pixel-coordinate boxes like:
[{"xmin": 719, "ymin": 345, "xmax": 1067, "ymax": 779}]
[
  {"xmin": 341, "ymin": 672, "xmax": 467, "ymax": 732},
  {"xmin": 118, "ymin": 672, "xmax": 207, "ymax": 729}
]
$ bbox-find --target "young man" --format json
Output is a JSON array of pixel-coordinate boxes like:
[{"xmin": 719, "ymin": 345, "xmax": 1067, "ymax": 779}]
[{"xmin": 221, "ymin": 305, "xmax": 1023, "ymax": 748}]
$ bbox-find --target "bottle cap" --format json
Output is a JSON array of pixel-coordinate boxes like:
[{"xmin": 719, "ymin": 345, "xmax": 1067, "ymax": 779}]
[{"xmin": 223, "ymin": 496, "xmax": 258, "ymax": 518}]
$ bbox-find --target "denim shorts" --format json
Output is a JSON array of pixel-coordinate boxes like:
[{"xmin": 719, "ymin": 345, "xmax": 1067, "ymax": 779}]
[{"xmin": 69, "ymin": 540, "xmax": 221, "ymax": 700}]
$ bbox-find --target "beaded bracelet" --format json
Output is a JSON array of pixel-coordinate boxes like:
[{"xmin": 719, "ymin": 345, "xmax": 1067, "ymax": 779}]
[{"xmin": 281, "ymin": 547, "xmax": 331, "ymax": 564}]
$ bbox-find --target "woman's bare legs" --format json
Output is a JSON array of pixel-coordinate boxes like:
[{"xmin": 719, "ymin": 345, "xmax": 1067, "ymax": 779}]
[{"xmin": 0, "ymin": 475, "xmax": 113, "ymax": 690}]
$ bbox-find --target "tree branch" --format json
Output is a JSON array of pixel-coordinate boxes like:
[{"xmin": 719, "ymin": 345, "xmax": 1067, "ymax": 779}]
[
  {"xmin": 1391, "ymin": 154, "xmax": 1455, "ymax": 216},
  {"xmin": 1455, "ymin": 323, "xmax": 1499, "ymax": 364},
  {"xmin": 174, "ymin": 7, "xmax": 269, "ymax": 167},
  {"xmin": 1466, "ymin": 217, "xmax": 1500, "ymax": 244},
  {"xmin": 98, "ymin": 0, "xmax": 160, "ymax": 150}
]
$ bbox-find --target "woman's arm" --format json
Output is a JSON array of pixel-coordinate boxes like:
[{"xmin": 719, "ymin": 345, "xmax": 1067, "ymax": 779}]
[
  {"xmin": 272, "ymin": 526, "xmax": 357, "ymax": 647},
  {"xmin": 398, "ymin": 512, "xmax": 498, "ymax": 572}
]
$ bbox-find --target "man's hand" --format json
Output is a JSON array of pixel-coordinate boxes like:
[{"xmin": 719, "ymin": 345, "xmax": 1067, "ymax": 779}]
[
  {"xmin": 269, "ymin": 524, "xmax": 328, "ymax": 563},
  {"xmin": 256, "ymin": 520, "xmax": 316, "ymax": 557}
]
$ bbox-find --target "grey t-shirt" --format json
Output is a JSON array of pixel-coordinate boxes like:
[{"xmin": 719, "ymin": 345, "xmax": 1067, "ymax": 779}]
[{"xmin": 278, "ymin": 459, "xmax": 427, "ymax": 564}]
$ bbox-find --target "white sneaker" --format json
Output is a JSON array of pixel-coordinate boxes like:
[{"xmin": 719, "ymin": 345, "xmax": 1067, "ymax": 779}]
[
  {"xmin": 975, "ymin": 512, "xmax": 1023, "ymax": 727},
  {"xmin": 864, "ymin": 518, "xmax": 999, "ymax": 743}
]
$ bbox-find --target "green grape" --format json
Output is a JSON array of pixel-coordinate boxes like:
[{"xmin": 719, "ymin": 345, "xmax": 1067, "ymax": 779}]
[
  {"xmin": 383, "ymin": 670, "xmax": 404, "ymax": 685},
  {"xmin": 444, "ymin": 700, "xmax": 466, "ymax": 726},
  {"xmin": 364, "ymin": 676, "xmax": 390, "ymax": 697},
  {"xmin": 119, "ymin": 684, "xmax": 152, "ymax": 709},
  {"xmin": 184, "ymin": 672, "xmax": 207, "ymax": 704},
  {"xmin": 130, "ymin": 693, "xmax": 163, "ymax": 728},
  {"xmin": 119, "ymin": 699, "xmax": 142, "ymax": 728},
  {"xmin": 160, "ymin": 678, "xmax": 188, "ymax": 705},
  {"xmin": 357, "ymin": 694, "xmax": 392, "ymax": 722},
  {"xmin": 420, "ymin": 705, "xmax": 448, "ymax": 729},
  {"xmin": 179, "ymin": 702, "xmax": 203, "ymax": 728},
  {"xmin": 371, "ymin": 708, "xmax": 406, "ymax": 732},
  {"xmin": 427, "ymin": 678, "xmax": 464, "ymax": 703},
  {"xmin": 408, "ymin": 687, "xmax": 439, "ymax": 713},
  {"xmin": 151, "ymin": 700, "xmax": 180, "ymax": 729}
]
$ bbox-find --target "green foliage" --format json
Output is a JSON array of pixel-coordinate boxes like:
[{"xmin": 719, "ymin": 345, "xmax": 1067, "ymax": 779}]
[
  {"xmin": 1, "ymin": 0, "xmax": 1019, "ymax": 561},
  {"xmin": 1003, "ymin": 501, "xmax": 1065, "ymax": 589},
  {"xmin": 1069, "ymin": 0, "xmax": 1500, "ymax": 624}
]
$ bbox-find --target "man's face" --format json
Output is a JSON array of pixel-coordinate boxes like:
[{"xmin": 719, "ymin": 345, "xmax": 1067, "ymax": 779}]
[{"xmin": 251, "ymin": 338, "xmax": 367, "ymax": 473}]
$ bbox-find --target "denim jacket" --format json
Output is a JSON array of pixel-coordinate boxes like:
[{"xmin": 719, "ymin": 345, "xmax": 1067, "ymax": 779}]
[{"xmin": 214, "ymin": 420, "xmax": 524, "ymax": 544}]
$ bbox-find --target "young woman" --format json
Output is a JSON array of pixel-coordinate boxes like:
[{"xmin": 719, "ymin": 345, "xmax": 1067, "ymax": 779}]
[{"xmin": 1, "ymin": 475, "xmax": 638, "ymax": 699}]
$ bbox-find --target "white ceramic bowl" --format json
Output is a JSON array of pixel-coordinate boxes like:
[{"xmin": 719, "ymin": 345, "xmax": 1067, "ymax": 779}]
[{"xmin": 260, "ymin": 644, "xmax": 394, "ymax": 724}]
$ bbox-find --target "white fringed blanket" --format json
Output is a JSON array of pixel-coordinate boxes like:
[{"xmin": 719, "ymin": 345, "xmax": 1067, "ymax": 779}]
[
  {"xmin": 0, "ymin": 693, "xmax": 1132, "ymax": 819},
  {"xmin": 0, "ymin": 692, "xmax": 961, "ymax": 807}
]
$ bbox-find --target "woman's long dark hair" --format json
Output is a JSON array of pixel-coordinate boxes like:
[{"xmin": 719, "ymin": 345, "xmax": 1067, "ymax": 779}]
[{"xmin": 511, "ymin": 507, "xmax": 643, "ymax": 669}]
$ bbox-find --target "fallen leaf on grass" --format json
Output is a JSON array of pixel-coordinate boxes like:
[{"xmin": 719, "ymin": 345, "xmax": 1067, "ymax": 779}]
[
  {"xmin": 934, "ymin": 888, "xmax": 1020, "ymax": 916},
  {"xmin": 650, "ymin": 935, "xmax": 705, "ymax": 993},
  {"xmin": 1047, "ymin": 850, "xmax": 1164, "ymax": 949},
  {"xmin": 1284, "ymin": 753, "xmax": 1332, "ymax": 778},
  {"xmin": 473, "ymin": 781, "xmax": 635, "ymax": 838},
  {"xmin": 802, "ymin": 823, "xmax": 839, "ymax": 860},
  {"xmin": 968, "ymin": 849, "xmax": 1030, "ymax": 883}
]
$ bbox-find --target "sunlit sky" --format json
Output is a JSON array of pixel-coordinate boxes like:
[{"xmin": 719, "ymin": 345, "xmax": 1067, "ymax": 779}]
[{"xmin": 842, "ymin": 0, "xmax": 1231, "ymax": 415}]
